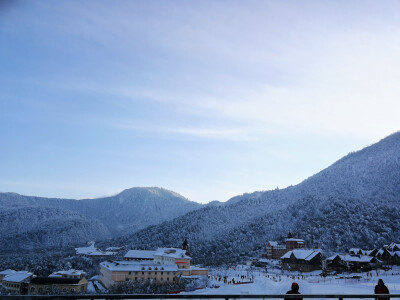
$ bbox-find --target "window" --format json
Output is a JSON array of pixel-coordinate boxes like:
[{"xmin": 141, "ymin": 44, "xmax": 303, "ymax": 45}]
[
  {"xmin": 155, "ymin": 272, "xmax": 157, "ymax": 275},
  {"xmin": 38, "ymin": 288, "xmax": 43, "ymax": 294},
  {"xmin": 30, "ymin": 287, "xmax": 35, "ymax": 293},
  {"xmin": 161, "ymin": 272, "xmax": 163, "ymax": 275},
  {"xmin": 129, "ymin": 272, "xmax": 131, "ymax": 275},
  {"xmin": 142, "ymin": 272, "xmax": 144, "ymax": 275},
  {"xmin": 70, "ymin": 288, "xmax": 75, "ymax": 293}
]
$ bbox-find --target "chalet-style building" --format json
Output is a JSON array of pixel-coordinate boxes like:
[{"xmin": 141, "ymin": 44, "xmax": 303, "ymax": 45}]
[
  {"xmin": 326, "ymin": 254, "xmax": 381, "ymax": 272},
  {"xmin": 28, "ymin": 277, "xmax": 88, "ymax": 294},
  {"xmin": 281, "ymin": 249, "xmax": 324, "ymax": 272},
  {"xmin": 365, "ymin": 249, "xmax": 379, "ymax": 257},
  {"xmin": 388, "ymin": 243, "xmax": 400, "ymax": 252}
]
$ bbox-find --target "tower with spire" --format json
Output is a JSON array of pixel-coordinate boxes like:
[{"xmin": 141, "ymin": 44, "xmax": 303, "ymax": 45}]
[{"xmin": 182, "ymin": 239, "xmax": 190, "ymax": 256}]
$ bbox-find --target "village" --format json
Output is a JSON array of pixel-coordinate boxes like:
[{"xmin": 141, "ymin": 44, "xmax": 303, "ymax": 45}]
[{"xmin": 1, "ymin": 237, "xmax": 400, "ymax": 295}]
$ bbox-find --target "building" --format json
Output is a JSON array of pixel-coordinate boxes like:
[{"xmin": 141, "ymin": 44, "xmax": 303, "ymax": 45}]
[
  {"xmin": 285, "ymin": 238, "xmax": 305, "ymax": 251},
  {"xmin": 264, "ymin": 241, "xmax": 287, "ymax": 259},
  {"xmin": 99, "ymin": 260, "xmax": 179, "ymax": 289},
  {"xmin": 28, "ymin": 277, "xmax": 88, "ymax": 294},
  {"xmin": 326, "ymin": 254, "xmax": 381, "ymax": 272},
  {"xmin": 388, "ymin": 243, "xmax": 400, "ymax": 252},
  {"xmin": 1, "ymin": 271, "xmax": 33, "ymax": 294},
  {"xmin": 99, "ymin": 244, "xmax": 208, "ymax": 289},
  {"xmin": 281, "ymin": 249, "xmax": 324, "ymax": 272},
  {"xmin": 124, "ymin": 250, "xmax": 156, "ymax": 261},
  {"xmin": 263, "ymin": 237, "xmax": 306, "ymax": 259},
  {"xmin": 154, "ymin": 248, "xmax": 191, "ymax": 269},
  {"xmin": 0, "ymin": 270, "xmax": 16, "ymax": 281},
  {"xmin": 49, "ymin": 269, "xmax": 86, "ymax": 279}
]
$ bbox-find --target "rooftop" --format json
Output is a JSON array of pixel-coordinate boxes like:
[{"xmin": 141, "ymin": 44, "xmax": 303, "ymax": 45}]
[
  {"xmin": 49, "ymin": 269, "xmax": 86, "ymax": 277},
  {"xmin": 154, "ymin": 248, "xmax": 191, "ymax": 259},
  {"xmin": 2, "ymin": 272, "xmax": 33, "ymax": 283},
  {"xmin": 124, "ymin": 250, "xmax": 156, "ymax": 259},
  {"xmin": 281, "ymin": 249, "xmax": 322, "ymax": 261}
]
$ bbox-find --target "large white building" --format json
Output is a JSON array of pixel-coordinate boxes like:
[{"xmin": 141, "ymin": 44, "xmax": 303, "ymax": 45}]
[{"xmin": 99, "ymin": 246, "xmax": 208, "ymax": 289}]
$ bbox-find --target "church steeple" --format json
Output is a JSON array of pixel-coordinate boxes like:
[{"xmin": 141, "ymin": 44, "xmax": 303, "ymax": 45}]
[{"xmin": 182, "ymin": 239, "xmax": 190, "ymax": 256}]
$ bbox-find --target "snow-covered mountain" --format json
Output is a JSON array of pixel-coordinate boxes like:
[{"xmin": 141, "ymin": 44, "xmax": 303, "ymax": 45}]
[
  {"xmin": 111, "ymin": 132, "xmax": 400, "ymax": 265},
  {"xmin": 0, "ymin": 187, "xmax": 201, "ymax": 250}
]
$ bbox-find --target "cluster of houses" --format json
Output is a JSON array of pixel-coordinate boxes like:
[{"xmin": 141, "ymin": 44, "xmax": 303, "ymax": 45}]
[
  {"xmin": 99, "ymin": 239, "xmax": 208, "ymax": 289},
  {"xmin": 1, "ymin": 240, "xmax": 208, "ymax": 295},
  {"xmin": 0, "ymin": 269, "xmax": 88, "ymax": 295},
  {"xmin": 263, "ymin": 236, "xmax": 400, "ymax": 273}
]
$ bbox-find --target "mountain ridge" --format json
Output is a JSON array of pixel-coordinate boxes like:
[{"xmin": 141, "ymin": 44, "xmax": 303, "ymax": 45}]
[
  {"xmin": 0, "ymin": 187, "xmax": 202, "ymax": 250},
  {"xmin": 108, "ymin": 131, "xmax": 400, "ymax": 264}
]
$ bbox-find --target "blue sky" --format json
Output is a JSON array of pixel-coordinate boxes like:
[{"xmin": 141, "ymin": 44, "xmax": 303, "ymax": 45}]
[{"xmin": 1, "ymin": 1, "xmax": 399, "ymax": 203}]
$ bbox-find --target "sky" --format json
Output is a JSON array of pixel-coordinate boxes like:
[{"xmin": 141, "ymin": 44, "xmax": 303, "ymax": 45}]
[{"xmin": 1, "ymin": 0, "xmax": 400, "ymax": 204}]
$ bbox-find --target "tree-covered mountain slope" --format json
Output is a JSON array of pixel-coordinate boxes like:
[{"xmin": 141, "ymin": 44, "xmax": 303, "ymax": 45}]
[
  {"xmin": 110, "ymin": 132, "xmax": 400, "ymax": 265},
  {"xmin": 0, "ymin": 187, "xmax": 202, "ymax": 250}
]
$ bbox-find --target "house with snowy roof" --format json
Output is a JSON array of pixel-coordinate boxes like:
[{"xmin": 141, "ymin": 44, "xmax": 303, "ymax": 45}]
[
  {"xmin": 1, "ymin": 271, "xmax": 34, "ymax": 294},
  {"xmin": 376, "ymin": 248, "xmax": 395, "ymax": 264},
  {"xmin": 281, "ymin": 249, "xmax": 324, "ymax": 272},
  {"xmin": 326, "ymin": 254, "xmax": 381, "ymax": 272},
  {"xmin": 388, "ymin": 243, "xmax": 400, "ymax": 252}
]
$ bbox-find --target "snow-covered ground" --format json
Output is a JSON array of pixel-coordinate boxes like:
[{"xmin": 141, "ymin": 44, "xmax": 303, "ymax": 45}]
[{"xmin": 183, "ymin": 265, "xmax": 400, "ymax": 296}]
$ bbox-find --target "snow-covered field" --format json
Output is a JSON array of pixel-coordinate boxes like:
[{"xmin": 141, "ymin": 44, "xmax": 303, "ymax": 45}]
[{"xmin": 183, "ymin": 265, "xmax": 400, "ymax": 296}]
